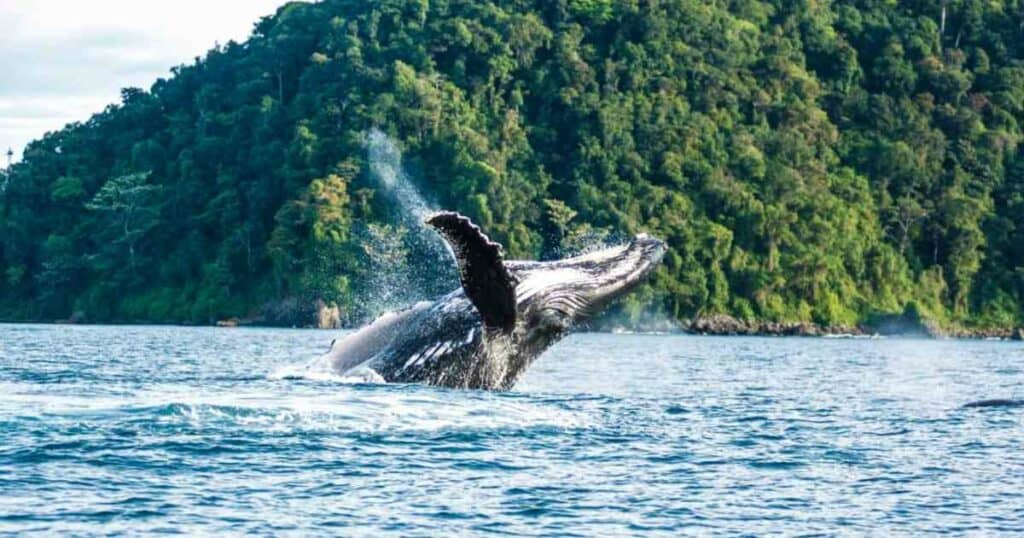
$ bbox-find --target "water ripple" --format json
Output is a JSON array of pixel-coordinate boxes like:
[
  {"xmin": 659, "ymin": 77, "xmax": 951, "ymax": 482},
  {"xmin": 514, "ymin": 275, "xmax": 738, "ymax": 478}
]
[{"xmin": 1, "ymin": 326, "xmax": 1022, "ymax": 535}]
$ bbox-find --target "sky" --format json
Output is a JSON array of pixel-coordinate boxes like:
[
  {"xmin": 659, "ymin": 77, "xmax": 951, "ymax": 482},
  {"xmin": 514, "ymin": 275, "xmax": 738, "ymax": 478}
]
[{"xmin": 0, "ymin": 0, "xmax": 291, "ymax": 163}]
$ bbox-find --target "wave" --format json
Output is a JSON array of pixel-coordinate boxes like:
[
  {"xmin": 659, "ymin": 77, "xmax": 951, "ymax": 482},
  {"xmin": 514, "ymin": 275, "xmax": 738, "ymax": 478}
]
[
  {"xmin": 268, "ymin": 359, "xmax": 385, "ymax": 385},
  {"xmin": 1, "ymin": 384, "xmax": 587, "ymax": 437}
]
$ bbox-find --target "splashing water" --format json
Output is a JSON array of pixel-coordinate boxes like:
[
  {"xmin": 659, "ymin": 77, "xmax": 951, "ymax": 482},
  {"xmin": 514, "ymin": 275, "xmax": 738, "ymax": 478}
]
[
  {"xmin": 365, "ymin": 128, "xmax": 436, "ymax": 222},
  {"xmin": 4, "ymin": 325, "xmax": 1024, "ymax": 535},
  {"xmin": 355, "ymin": 129, "xmax": 457, "ymax": 317}
]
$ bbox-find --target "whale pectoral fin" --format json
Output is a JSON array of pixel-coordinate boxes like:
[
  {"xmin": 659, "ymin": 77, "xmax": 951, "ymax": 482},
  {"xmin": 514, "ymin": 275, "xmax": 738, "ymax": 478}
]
[{"xmin": 427, "ymin": 212, "xmax": 518, "ymax": 333}]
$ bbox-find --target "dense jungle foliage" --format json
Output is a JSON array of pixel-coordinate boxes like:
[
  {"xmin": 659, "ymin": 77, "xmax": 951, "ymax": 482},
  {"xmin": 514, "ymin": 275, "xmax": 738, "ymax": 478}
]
[{"xmin": 1, "ymin": 0, "xmax": 1023, "ymax": 329}]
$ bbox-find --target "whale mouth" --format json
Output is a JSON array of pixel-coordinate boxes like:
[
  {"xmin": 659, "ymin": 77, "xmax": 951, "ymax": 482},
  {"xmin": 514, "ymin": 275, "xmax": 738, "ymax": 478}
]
[
  {"xmin": 599, "ymin": 234, "xmax": 665, "ymax": 293},
  {"xmin": 630, "ymin": 234, "xmax": 667, "ymax": 277}
]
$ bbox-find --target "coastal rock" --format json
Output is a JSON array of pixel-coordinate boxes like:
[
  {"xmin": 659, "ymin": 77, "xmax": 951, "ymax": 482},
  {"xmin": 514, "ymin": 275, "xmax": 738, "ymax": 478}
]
[
  {"xmin": 316, "ymin": 300, "xmax": 342, "ymax": 330},
  {"xmin": 686, "ymin": 316, "xmax": 857, "ymax": 337},
  {"xmin": 257, "ymin": 297, "xmax": 343, "ymax": 328},
  {"xmin": 820, "ymin": 325, "xmax": 864, "ymax": 337},
  {"xmin": 922, "ymin": 319, "xmax": 947, "ymax": 339},
  {"xmin": 782, "ymin": 322, "xmax": 821, "ymax": 337},
  {"xmin": 944, "ymin": 326, "xmax": 1014, "ymax": 340},
  {"xmin": 1014, "ymin": 328, "xmax": 1024, "ymax": 341},
  {"xmin": 689, "ymin": 314, "xmax": 748, "ymax": 335}
]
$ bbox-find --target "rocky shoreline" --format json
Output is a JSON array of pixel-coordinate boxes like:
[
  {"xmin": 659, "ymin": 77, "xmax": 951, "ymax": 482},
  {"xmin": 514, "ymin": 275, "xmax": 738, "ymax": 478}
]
[
  {"xmin": 679, "ymin": 314, "xmax": 1024, "ymax": 341},
  {"xmin": 684, "ymin": 314, "xmax": 860, "ymax": 337},
  {"xmin": 17, "ymin": 309, "xmax": 1024, "ymax": 341}
]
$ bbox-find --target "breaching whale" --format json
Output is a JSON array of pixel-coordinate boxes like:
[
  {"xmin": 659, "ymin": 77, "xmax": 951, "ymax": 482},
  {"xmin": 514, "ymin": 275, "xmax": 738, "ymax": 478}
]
[{"xmin": 315, "ymin": 212, "xmax": 666, "ymax": 390}]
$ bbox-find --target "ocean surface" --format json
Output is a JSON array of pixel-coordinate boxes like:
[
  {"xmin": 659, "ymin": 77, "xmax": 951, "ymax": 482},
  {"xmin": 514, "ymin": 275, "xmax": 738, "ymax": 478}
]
[{"xmin": 1, "ymin": 324, "xmax": 1022, "ymax": 536}]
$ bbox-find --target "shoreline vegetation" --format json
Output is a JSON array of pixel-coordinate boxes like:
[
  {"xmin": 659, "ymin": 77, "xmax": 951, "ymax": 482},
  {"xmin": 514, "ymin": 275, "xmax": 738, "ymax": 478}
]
[
  {"xmin": 8, "ymin": 311, "xmax": 1022, "ymax": 341},
  {"xmin": 2, "ymin": 2, "xmax": 1023, "ymax": 334},
  {"xmin": 674, "ymin": 314, "xmax": 1024, "ymax": 341}
]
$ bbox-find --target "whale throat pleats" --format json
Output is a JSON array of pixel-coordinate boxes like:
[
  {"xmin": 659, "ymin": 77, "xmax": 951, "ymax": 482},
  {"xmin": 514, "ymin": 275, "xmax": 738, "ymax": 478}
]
[{"xmin": 427, "ymin": 212, "xmax": 518, "ymax": 333}]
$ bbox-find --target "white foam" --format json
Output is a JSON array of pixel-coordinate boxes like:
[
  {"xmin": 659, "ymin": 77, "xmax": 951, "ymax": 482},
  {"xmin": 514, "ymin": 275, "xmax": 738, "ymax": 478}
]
[{"xmin": 270, "ymin": 358, "xmax": 386, "ymax": 385}]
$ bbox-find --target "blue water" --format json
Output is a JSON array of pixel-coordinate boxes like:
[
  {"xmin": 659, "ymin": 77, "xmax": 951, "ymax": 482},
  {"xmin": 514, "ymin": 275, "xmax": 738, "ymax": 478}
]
[{"xmin": 1, "ymin": 325, "xmax": 1022, "ymax": 535}]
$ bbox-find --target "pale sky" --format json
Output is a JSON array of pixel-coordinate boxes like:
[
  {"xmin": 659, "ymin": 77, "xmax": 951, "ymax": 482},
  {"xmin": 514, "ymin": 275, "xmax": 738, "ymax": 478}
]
[{"xmin": 0, "ymin": 0, "xmax": 292, "ymax": 162}]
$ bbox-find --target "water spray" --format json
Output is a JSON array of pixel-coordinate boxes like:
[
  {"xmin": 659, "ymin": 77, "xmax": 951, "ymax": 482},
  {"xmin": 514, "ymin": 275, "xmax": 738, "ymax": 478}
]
[{"xmin": 356, "ymin": 129, "xmax": 458, "ymax": 317}]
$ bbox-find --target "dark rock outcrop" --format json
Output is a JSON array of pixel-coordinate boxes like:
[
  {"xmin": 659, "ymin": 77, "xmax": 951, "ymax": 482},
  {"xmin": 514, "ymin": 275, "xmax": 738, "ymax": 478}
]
[
  {"xmin": 689, "ymin": 314, "xmax": 749, "ymax": 335},
  {"xmin": 686, "ymin": 315, "xmax": 862, "ymax": 337}
]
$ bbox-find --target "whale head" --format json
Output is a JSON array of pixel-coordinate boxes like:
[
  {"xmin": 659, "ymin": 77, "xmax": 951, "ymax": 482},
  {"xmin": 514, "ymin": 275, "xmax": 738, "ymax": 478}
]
[
  {"xmin": 426, "ymin": 211, "xmax": 665, "ymax": 338},
  {"xmin": 512, "ymin": 234, "xmax": 666, "ymax": 330}
]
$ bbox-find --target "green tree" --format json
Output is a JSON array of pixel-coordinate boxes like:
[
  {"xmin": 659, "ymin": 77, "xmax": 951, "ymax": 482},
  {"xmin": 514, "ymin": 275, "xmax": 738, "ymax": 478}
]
[{"xmin": 85, "ymin": 172, "xmax": 163, "ymax": 274}]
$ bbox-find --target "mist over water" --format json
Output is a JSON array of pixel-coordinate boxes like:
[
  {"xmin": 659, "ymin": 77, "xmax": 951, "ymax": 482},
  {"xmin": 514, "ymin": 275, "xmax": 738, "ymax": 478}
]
[{"xmin": 356, "ymin": 129, "xmax": 457, "ymax": 316}]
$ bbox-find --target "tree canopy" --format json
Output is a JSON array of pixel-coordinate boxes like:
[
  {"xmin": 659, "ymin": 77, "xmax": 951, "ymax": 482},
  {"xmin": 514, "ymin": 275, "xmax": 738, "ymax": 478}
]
[{"xmin": 1, "ymin": 0, "xmax": 1022, "ymax": 329}]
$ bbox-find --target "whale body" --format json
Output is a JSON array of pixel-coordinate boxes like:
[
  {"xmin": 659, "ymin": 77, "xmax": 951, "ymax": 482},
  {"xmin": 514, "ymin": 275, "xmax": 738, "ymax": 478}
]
[{"xmin": 315, "ymin": 212, "xmax": 666, "ymax": 390}]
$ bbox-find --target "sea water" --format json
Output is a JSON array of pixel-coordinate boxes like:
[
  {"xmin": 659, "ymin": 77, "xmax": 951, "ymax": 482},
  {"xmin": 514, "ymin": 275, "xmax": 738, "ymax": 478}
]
[{"xmin": 1, "ymin": 324, "xmax": 1022, "ymax": 535}]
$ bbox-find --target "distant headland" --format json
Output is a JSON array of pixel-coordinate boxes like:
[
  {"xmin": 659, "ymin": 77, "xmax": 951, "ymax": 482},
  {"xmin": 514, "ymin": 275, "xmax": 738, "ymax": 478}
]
[{"xmin": 2, "ymin": 1, "xmax": 1022, "ymax": 337}]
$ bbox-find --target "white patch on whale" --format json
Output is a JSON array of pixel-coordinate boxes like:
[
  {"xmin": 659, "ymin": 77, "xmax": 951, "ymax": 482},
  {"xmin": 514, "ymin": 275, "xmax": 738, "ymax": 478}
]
[{"xmin": 516, "ymin": 268, "xmax": 587, "ymax": 302}]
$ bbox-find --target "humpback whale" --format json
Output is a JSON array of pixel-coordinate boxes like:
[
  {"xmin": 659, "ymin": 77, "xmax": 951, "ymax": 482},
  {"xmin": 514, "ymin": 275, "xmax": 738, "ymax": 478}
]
[{"xmin": 315, "ymin": 212, "xmax": 666, "ymax": 390}]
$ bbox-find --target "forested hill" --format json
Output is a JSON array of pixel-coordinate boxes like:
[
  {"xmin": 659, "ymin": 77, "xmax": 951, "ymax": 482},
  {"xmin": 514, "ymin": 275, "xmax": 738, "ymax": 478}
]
[{"xmin": 1, "ymin": 0, "xmax": 1023, "ymax": 331}]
